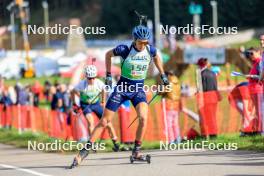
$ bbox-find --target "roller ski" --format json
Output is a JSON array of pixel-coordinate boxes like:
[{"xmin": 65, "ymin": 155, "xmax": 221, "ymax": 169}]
[
  {"xmin": 129, "ymin": 144, "xmax": 151, "ymax": 164},
  {"xmin": 129, "ymin": 154, "xmax": 151, "ymax": 164}
]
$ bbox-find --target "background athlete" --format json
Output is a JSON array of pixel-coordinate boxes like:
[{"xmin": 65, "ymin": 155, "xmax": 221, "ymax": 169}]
[
  {"xmin": 71, "ymin": 65, "xmax": 119, "ymax": 152},
  {"xmin": 70, "ymin": 25, "xmax": 169, "ymax": 168}
]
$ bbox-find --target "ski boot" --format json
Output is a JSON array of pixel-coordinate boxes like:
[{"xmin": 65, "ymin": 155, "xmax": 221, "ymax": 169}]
[{"xmin": 112, "ymin": 143, "xmax": 120, "ymax": 152}]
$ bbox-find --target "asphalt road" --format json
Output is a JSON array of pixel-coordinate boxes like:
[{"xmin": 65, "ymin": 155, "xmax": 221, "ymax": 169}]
[{"xmin": 0, "ymin": 143, "xmax": 263, "ymax": 176}]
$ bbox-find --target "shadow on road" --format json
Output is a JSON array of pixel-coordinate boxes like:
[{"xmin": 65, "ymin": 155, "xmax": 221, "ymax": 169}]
[
  {"xmin": 85, "ymin": 156, "xmax": 128, "ymax": 161},
  {"xmin": 80, "ymin": 162, "xmax": 146, "ymax": 167}
]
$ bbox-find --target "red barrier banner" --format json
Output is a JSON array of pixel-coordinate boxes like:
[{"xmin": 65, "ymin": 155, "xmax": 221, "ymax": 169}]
[
  {"xmin": 0, "ymin": 105, "xmax": 12, "ymax": 128},
  {"xmin": 118, "ymin": 106, "xmax": 133, "ymax": 143}
]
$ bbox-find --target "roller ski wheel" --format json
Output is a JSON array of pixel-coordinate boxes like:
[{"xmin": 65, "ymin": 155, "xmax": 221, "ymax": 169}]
[{"xmin": 129, "ymin": 154, "xmax": 151, "ymax": 164}]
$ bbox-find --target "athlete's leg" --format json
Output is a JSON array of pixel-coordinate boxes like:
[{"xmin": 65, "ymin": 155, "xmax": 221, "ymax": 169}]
[
  {"xmin": 106, "ymin": 123, "xmax": 120, "ymax": 151},
  {"xmin": 70, "ymin": 89, "xmax": 124, "ymax": 168},
  {"xmin": 81, "ymin": 104, "xmax": 94, "ymax": 136},
  {"xmin": 84, "ymin": 113, "xmax": 94, "ymax": 136},
  {"xmin": 91, "ymin": 103, "xmax": 119, "ymax": 150},
  {"xmin": 72, "ymin": 91, "xmax": 123, "ymax": 163},
  {"xmin": 90, "ymin": 108, "xmax": 116, "ymax": 142},
  {"xmin": 132, "ymin": 102, "xmax": 148, "ymax": 158},
  {"xmin": 91, "ymin": 103, "xmax": 118, "ymax": 140},
  {"xmin": 106, "ymin": 123, "xmax": 117, "ymax": 139},
  {"xmin": 166, "ymin": 110, "xmax": 175, "ymax": 143},
  {"xmin": 172, "ymin": 110, "xmax": 181, "ymax": 143},
  {"xmin": 72, "ymin": 108, "xmax": 115, "ymax": 166},
  {"xmin": 135, "ymin": 102, "xmax": 148, "ymax": 141}
]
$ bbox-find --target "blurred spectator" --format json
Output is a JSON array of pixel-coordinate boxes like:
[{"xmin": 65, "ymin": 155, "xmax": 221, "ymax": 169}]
[
  {"xmin": 259, "ymin": 34, "xmax": 264, "ymax": 135},
  {"xmin": 64, "ymin": 84, "xmax": 72, "ymax": 112},
  {"xmin": 65, "ymin": 85, "xmax": 73, "ymax": 123},
  {"xmin": 0, "ymin": 75, "xmax": 5, "ymax": 96},
  {"xmin": 259, "ymin": 34, "xmax": 264, "ymax": 83},
  {"xmin": 0, "ymin": 89, "xmax": 12, "ymax": 129},
  {"xmin": 26, "ymin": 85, "xmax": 34, "ymax": 106},
  {"xmin": 245, "ymin": 47, "xmax": 264, "ymax": 135},
  {"xmin": 50, "ymin": 86, "xmax": 57, "ymax": 110},
  {"xmin": 197, "ymin": 58, "xmax": 221, "ymax": 138},
  {"xmin": 31, "ymin": 81, "xmax": 42, "ymax": 107},
  {"xmin": 160, "ymin": 70, "xmax": 182, "ymax": 143},
  {"xmin": 56, "ymin": 84, "xmax": 65, "ymax": 112},
  {"xmin": 228, "ymin": 82, "xmax": 256, "ymax": 136},
  {"xmin": 44, "ymin": 80, "xmax": 51, "ymax": 102},
  {"xmin": 8, "ymin": 86, "xmax": 16, "ymax": 104},
  {"xmin": 59, "ymin": 84, "xmax": 71, "ymax": 113},
  {"xmin": 197, "ymin": 58, "xmax": 218, "ymax": 92},
  {"xmin": 56, "ymin": 84, "xmax": 67, "ymax": 132},
  {"xmin": 0, "ymin": 89, "xmax": 13, "ymax": 108},
  {"xmin": 15, "ymin": 83, "xmax": 29, "ymax": 105}
]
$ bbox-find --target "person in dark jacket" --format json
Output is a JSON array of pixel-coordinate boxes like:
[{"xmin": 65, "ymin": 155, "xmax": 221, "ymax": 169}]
[
  {"xmin": 196, "ymin": 58, "xmax": 221, "ymax": 138},
  {"xmin": 198, "ymin": 58, "xmax": 218, "ymax": 92}
]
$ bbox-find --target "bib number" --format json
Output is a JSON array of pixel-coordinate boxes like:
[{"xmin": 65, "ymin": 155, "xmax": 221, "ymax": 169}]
[{"xmin": 131, "ymin": 64, "xmax": 147, "ymax": 76}]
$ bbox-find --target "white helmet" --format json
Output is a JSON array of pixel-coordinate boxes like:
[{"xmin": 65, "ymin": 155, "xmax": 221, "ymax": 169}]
[{"xmin": 84, "ymin": 65, "xmax": 97, "ymax": 78}]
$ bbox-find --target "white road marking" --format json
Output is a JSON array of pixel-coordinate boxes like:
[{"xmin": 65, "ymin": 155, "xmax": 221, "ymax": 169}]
[{"xmin": 0, "ymin": 163, "xmax": 53, "ymax": 176}]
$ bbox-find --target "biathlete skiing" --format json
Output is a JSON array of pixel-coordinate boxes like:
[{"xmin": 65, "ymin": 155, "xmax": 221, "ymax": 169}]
[
  {"xmin": 70, "ymin": 22, "xmax": 170, "ymax": 168},
  {"xmin": 71, "ymin": 65, "xmax": 120, "ymax": 152}
]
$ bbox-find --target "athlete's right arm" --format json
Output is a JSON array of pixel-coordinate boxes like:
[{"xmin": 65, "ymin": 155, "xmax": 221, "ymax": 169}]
[
  {"xmin": 105, "ymin": 49, "xmax": 114, "ymax": 74},
  {"xmin": 105, "ymin": 50, "xmax": 115, "ymax": 86},
  {"xmin": 106, "ymin": 44, "xmax": 129, "ymax": 74},
  {"xmin": 71, "ymin": 89, "xmax": 82, "ymax": 113},
  {"xmin": 71, "ymin": 89, "xmax": 80, "ymax": 105}
]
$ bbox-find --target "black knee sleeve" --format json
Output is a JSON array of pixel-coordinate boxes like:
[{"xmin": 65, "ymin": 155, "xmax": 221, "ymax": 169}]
[{"xmin": 79, "ymin": 140, "xmax": 92, "ymax": 160}]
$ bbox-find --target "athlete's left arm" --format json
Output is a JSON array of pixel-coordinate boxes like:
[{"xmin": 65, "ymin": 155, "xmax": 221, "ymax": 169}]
[
  {"xmin": 153, "ymin": 54, "xmax": 170, "ymax": 85},
  {"xmin": 153, "ymin": 55, "xmax": 165, "ymax": 75}
]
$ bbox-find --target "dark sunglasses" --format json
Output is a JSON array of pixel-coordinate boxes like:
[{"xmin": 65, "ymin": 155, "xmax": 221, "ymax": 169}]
[
  {"xmin": 137, "ymin": 40, "xmax": 149, "ymax": 45},
  {"xmin": 87, "ymin": 77, "xmax": 95, "ymax": 80}
]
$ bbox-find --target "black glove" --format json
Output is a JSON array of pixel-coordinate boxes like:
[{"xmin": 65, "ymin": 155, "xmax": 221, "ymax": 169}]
[
  {"xmin": 160, "ymin": 73, "xmax": 170, "ymax": 85},
  {"xmin": 72, "ymin": 104, "xmax": 81, "ymax": 114},
  {"xmin": 105, "ymin": 72, "xmax": 112, "ymax": 87}
]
